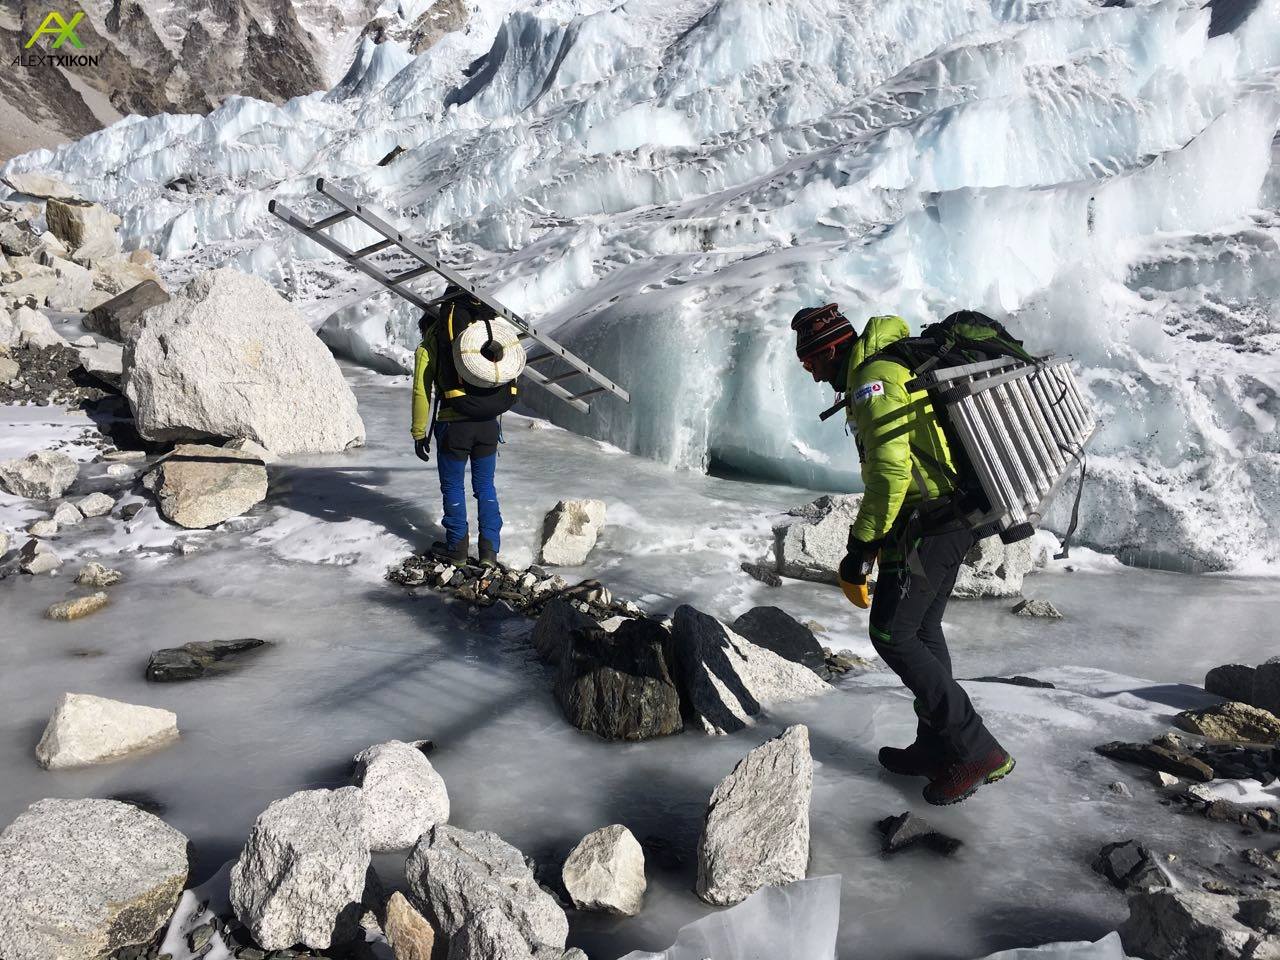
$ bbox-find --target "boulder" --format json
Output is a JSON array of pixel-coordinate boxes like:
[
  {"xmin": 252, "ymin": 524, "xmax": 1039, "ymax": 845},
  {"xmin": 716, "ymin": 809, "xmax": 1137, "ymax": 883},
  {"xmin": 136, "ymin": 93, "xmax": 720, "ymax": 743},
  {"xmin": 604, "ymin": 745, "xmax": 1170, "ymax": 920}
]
[
  {"xmin": 76, "ymin": 561, "xmax": 123, "ymax": 587},
  {"xmin": 76, "ymin": 491, "xmax": 115, "ymax": 517},
  {"xmin": 123, "ymin": 269, "xmax": 365, "ymax": 454},
  {"xmin": 670, "ymin": 606, "xmax": 831, "ymax": 735},
  {"xmin": 35, "ymin": 692, "xmax": 179, "ymax": 768},
  {"xmin": 1095, "ymin": 741, "xmax": 1215, "ymax": 782},
  {"xmin": 27, "ymin": 518, "xmax": 57, "ymax": 538},
  {"xmin": 146, "ymin": 638, "xmax": 268, "ymax": 681},
  {"xmin": 771, "ymin": 494, "xmax": 861, "ymax": 583},
  {"xmin": 89, "ymin": 254, "xmax": 162, "ymax": 296},
  {"xmin": 876, "ymin": 813, "xmax": 963, "ymax": 856},
  {"xmin": 730, "ymin": 606, "xmax": 830, "ymax": 679},
  {"xmin": 0, "ymin": 449, "xmax": 78, "ymax": 499},
  {"xmin": 77, "ymin": 340, "xmax": 124, "ymax": 387},
  {"xmin": 45, "ymin": 257, "xmax": 95, "ymax": 311},
  {"xmin": 1119, "ymin": 889, "xmax": 1280, "ymax": 960},
  {"xmin": 448, "ymin": 907, "xmax": 535, "ymax": 960},
  {"xmin": 46, "ymin": 592, "xmax": 110, "ymax": 621},
  {"xmin": 539, "ymin": 499, "xmax": 606, "ymax": 566},
  {"xmin": 697, "ymin": 725, "xmax": 812, "ymax": 906},
  {"xmin": 84, "ymin": 279, "xmax": 170, "ymax": 342},
  {"xmin": 0, "ymin": 307, "xmax": 14, "ymax": 348},
  {"xmin": 230, "ymin": 787, "xmax": 373, "ymax": 951},
  {"xmin": 0, "ymin": 220, "xmax": 39, "ymax": 258},
  {"xmin": 1011, "ymin": 598, "xmax": 1063, "ymax": 619},
  {"xmin": 1205, "ymin": 664, "xmax": 1258, "ymax": 704},
  {"xmin": 32, "ymin": 230, "xmax": 70, "ymax": 264},
  {"xmin": 531, "ymin": 598, "xmax": 595, "ymax": 664},
  {"xmin": 1092, "ymin": 840, "xmax": 1170, "ymax": 892},
  {"xmin": 385, "ymin": 891, "xmax": 437, "ymax": 960},
  {"xmin": 0, "ymin": 798, "xmax": 189, "ymax": 960},
  {"xmin": 53, "ymin": 501, "xmax": 82, "ymax": 526},
  {"xmin": 406, "ymin": 824, "xmax": 568, "ymax": 955},
  {"xmin": 555, "ymin": 617, "xmax": 683, "ymax": 741},
  {"xmin": 0, "ymin": 356, "xmax": 17, "ymax": 383},
  {"xmin": 1257, "ymin": 662, "xmax": 1280, "ymax": 717},
  {"xmin": 1174, "ymin": 702, "xmax": 1280, "ymax": 743},
  {"xmin": 951, "ymin": 536, "xmax": 1034, "ymax": 599},
  {"xmin": 2, "ymin": 264, "xmax": 58, "ymax": 306},
  {"xmin": 2, "ymin": 171, "xmax": 77, "ymax": 198},
  {"xmin": 353, "ymin": 740, "xmax": 450, "ymax": 853},
  {"xmin": 561, "ymin": 824, "xmax": 646, "ymax": 916},
  {"xmin": 45, "ymin": 198, "xmax": 121, "ymax": 264},
  {"xmin": 152, "ymin": 443, "xmax": 268, "ymax": 528},
  {"xmin": 13, "ymin": 305, "xmax": 65, "ymax": 348},
  {"xmin": 18, "ymin": 538, "xmax": 60, "ymax": 574}
]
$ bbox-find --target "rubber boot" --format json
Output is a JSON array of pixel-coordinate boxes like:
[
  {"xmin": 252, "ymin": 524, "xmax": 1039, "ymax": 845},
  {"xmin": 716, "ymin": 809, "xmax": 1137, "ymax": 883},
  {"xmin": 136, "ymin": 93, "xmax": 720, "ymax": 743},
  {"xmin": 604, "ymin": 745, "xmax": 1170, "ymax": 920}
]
[
  {"xmin": 431, "ymin": 536, "xmax": 470, "ymax": 566},
  {"xmin": 478, "ymin": 538, "xmax": 498, "ymax": 568},
  {"xmin": 923, "ymin": 746, "xmax": 1016, "ymax": 806}
]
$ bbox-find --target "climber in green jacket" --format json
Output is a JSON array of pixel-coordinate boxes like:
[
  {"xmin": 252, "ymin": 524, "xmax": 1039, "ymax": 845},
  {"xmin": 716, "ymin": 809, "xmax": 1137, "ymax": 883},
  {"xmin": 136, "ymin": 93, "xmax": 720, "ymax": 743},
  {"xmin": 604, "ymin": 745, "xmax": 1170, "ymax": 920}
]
[{"xmin": 791, "ymin": 304, "xmax": 1015, "ymax": 806}]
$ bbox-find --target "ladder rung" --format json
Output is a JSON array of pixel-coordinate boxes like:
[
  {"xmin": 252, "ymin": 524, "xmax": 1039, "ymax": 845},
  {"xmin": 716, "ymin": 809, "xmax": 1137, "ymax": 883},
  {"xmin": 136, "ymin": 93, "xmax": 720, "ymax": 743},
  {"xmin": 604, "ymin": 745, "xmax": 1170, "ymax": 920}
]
[
  {"xmin": 543, "ymin": 368, "xmax": 584, "ymax": 385},
  {"xmin": 569, "ymin": 386, "xmax": 609, "ymax": 402},
  {"xmin": 525, "ymin": 352, "xmax": 557, "ymax": 366},
  {"xmin": 314, "ymin": 210, "xmax": 353, "ymax": 230},
  {"xmin": 353, "ymin": 238, "xmax": 396, "ymax": 258},
  {"xmin": 389, "ymin": 264, "xmax": 437, "ymax": 286}
]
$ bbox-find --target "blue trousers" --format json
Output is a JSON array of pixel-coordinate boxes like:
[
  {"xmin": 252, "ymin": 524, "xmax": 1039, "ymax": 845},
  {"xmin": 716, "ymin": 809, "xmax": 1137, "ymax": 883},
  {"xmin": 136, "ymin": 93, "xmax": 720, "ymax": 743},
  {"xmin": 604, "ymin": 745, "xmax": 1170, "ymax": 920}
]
[{"xmin": 434, "ymin": 420, "xmax": 501, "ymax": 550}]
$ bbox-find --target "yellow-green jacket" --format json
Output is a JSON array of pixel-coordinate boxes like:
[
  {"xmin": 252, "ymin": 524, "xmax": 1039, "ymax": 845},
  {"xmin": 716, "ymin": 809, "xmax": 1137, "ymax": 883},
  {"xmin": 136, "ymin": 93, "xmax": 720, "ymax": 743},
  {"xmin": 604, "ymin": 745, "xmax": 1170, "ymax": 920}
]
[
  {"xmin": 846, "ymin": 315, "xmax": 957, "ymax": 542},
  {"xmin": 410, "ymin": 321, "xmax": 464, "ymax": 438}
]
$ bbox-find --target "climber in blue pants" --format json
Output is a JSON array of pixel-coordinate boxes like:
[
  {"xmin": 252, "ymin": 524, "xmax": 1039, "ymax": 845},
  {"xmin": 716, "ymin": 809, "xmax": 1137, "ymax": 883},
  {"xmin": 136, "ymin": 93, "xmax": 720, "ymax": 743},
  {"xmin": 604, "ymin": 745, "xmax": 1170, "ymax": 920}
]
[{"xmin": 431, "ymin": 420, "xmax": 502, "ymax": 564}]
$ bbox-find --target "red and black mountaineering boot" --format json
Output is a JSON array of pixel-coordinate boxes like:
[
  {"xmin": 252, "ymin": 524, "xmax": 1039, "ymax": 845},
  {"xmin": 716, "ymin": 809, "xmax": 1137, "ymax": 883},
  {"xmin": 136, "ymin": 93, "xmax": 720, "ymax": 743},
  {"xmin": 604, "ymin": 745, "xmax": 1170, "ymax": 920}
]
[{"xmin": 923, "ymin": 747, "xmax": 1016, "ymax": 806}]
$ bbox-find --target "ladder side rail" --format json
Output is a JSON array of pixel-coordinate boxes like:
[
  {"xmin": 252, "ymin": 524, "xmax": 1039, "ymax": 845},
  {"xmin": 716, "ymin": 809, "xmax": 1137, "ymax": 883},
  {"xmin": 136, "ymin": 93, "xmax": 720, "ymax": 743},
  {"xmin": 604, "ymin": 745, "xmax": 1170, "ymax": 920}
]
[
  {"xmin": 995, "ymin": 381, "xmax": 1052, "ymax": 502},
  {"xmin": 972, "ymin": 390, "xmax": 1036, "ymax": 522}
]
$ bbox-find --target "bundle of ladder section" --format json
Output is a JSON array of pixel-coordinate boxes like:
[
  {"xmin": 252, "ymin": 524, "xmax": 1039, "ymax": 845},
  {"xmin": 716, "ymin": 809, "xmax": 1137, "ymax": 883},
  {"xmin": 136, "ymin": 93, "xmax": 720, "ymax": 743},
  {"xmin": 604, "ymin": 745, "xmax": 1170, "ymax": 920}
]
[{"xmin": 913, "ymin": 357, "xmax": 1096, "ymax": 542}]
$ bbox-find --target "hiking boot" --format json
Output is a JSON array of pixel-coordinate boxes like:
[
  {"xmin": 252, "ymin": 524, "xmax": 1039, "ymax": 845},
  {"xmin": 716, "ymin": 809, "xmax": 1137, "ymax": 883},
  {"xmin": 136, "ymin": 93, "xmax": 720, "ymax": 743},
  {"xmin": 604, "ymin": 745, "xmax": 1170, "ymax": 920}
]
[
  {"xmin": 478, "ymin": 538, "xmax": 498, "ymax": 568},
  {"xmin": 923, "ymin": 748, "xmax": 1016, "ymax": 806},
  {"xmin": 431, "ymin": 538, "xmax": 469, "ymax": 565},
  {"xmin": 878, "ymin": 740, "xmax": 943, "ymax": 779}
]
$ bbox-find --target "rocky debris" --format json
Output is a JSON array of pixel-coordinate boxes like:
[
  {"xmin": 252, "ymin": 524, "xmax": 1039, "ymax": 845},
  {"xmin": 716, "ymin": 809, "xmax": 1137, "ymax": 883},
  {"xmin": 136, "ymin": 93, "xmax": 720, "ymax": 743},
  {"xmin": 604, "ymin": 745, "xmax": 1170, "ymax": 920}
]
[
  {"xmin": 876, "ymin": 813, "xmax": 963, "ymax": 856},
  {"xmin": 1119, "ymin": 888, "xmax": 1280, "ymax": 959},
  {"xmin": 697, "ymin": 725, "xmax": 812, "ymax": 906},
  {"xmin": 952, "ymin": 535, "xmax": 1035, "ymax": 599},
  {"xmin": 27, "ymin": 518, "xmax": 58, "ymax": 538},
  {"xmin": 146, "ymin": 638, "xmax": 269, "ymax": 681},
  {"xmin": 0, "ymin": 448, "xmax": 78, "ymax": 499},
  {"xmin": 561, "ymin": 824, "xmax": 646, "ymax": 916},
  {"xmin": 969, "ymin": 675, "xmax": 1057, "ymax": 689},
  {"xmin": 0, "ymin": 356, "xmax": 18, "ymax": 383},
  {"xmin": 150, "ymin": 443, "xmax": 269, "ymax": 528},
  {"xmin": 739, "ymin": 560, "xmax": 781, "ymax": 587},
  {"xmin": 730, "ymin": 606, "xmax": 831, "ymax": 680},
  {"xmin": 407, "ymin": 824, "xmax": 569, "ymax": 955},
  {"xmin": 77, "ymin": 490, "xmax": 115, "ymax": 517},
  {"xmin": 230, "ymin": 787, "xmax": 373, "ymax": 951},
  {"xmin": 0, "ymin": 341, "xmax": 112, "ymax": 407},
  {"xmin": 1175, "ymin": 702, "xmax": 1280, "ymax": 743},
  {"xmin": 18, "ymin": 538, "xmax": 61, "ymax": 574},
  {"xmin": 46, "ymin": 592, "xmax": 111, "ymax": 621},
  {"xmin": 1109, "ymin": 781, "xmax": 1135, "ymax": 799},
  {"xmin": 540, "ymin": 499, "xmax": 607, "ymax": 566},
  {"xmin": 124, "ymin": 269, "xmax": 365, "ymax": 454},
  {"xmin": 670, "ymin": 606, "xmax": 831, "ymax": 735},
  {"xmin": 85, "ymin": 280, "xmax": 171, "ymax": 342},
  {"xmin": 1096, "ymin": 740, "xmax": 1216, "ymax": 782},
  {"xmin": 46, "ymin": 198, "xmax": 123, "ymax": 264},
  {"xmin": 555, "ymin": 617, "xmax": 682, "ymax": 741},
  {"xmin": 823, "ymin": 649, "xmax": 877, "ymax": 676},
  {"xmin": 1093, "ymin": 841, "xmax": 1170, "ymax": 892},
  {"xmin": 532, "ymin": 598, "xmax": 597, "ymax": 664},
  {"xmin": 36, "ymin": 693, "xmax": 178, "ymax": 769},
  {"xmin": 76, "ymin": 561, "xmax": 123, "ymax": 587},
  {"xmin": 0, "ymin": 798, "xmax": 189, "ymax": 960},
  {"xmin": 771, "ymin": 494, "xmax": 862, "ymax": 583},
  {"xmin": 53, "ymin": 501, "xmax": 83, "ymax": 525},
  {"xmin": 1156, "ymin": 771, "xmax": 1181, "ymax": 788},
  {"xmin": 1012, "ymin": 598, "xmax": 1063, "ymax": 618},
  {"xmin": 385, "ymin": 891, "xmax": 437, "ymax": 960},
  {"xmin": 353, "ymin": 740, "xmax": 451, "ymax": 854}
]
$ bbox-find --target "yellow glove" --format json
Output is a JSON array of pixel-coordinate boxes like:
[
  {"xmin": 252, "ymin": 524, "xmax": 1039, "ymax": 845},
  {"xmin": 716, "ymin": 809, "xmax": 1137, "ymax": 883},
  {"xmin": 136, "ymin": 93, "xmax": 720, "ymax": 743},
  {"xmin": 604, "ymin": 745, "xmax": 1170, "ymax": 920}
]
[
  {"xmin": 840, "ymin": 579, "xmax": 871, "ymax": 608},
  {"xmin": 837, "ymin": 533, "xmax": 880, "ymax": 609}
]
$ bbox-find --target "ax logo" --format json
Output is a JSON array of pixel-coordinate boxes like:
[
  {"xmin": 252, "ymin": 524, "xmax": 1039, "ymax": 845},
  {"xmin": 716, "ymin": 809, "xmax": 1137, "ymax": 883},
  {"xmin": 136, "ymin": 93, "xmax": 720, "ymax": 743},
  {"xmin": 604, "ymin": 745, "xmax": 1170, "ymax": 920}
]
[{"xmin": 24, "ymin": 11, "xmax": 86, "ymax": 49}]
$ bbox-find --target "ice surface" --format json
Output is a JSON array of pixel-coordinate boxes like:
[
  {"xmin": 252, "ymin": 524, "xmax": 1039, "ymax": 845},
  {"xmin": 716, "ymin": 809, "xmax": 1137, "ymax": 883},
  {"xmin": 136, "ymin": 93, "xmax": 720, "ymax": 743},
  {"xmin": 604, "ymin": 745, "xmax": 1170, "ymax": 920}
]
[
  {"xmin": 3, "ymin": 374, "xmax": 1279, "ymax": 959},
  {"xmin": 977, "ymin": 933, "xmax": 1130, "ymax": 960},
  {"xmin": 4, "ymin": 0, "xmax": 1280, "ymax": 568}
]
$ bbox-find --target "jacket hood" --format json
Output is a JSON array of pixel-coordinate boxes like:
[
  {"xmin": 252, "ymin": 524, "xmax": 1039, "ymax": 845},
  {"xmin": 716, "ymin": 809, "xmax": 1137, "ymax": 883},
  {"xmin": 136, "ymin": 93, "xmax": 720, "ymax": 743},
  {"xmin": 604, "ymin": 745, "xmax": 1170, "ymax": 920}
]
[{"xmin": 850, "ymin": 314, "xmax": 910, "ymax": 373}]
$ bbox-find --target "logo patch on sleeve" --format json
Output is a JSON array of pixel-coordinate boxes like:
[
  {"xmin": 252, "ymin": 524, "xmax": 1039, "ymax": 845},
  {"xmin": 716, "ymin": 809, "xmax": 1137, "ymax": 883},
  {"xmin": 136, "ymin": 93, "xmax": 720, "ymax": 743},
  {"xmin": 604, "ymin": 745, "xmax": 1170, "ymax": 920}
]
[{"xmin": 853, "ymin": 380, "xmax": 885, "ymax": 404}]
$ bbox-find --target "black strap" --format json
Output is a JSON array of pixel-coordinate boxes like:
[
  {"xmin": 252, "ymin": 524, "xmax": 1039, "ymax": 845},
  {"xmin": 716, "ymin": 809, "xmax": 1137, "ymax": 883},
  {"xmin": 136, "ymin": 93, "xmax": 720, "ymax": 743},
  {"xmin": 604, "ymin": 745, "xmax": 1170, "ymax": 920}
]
[
  {"xmin": 1054, "ymin": 452, "xmax": 1087, "ymax": 559},
  {"xmin": 424, "ymin": 391, "xmax": 441, "ymax": 452},
  {"xmin": 819, "ymin": 394, "xmax": 848, "ymax": 421}
]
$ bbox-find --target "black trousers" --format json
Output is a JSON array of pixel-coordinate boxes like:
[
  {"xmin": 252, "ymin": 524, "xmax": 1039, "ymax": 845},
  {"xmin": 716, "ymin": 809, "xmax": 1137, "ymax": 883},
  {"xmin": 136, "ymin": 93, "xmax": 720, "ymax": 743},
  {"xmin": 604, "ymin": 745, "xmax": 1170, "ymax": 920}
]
[{"xmin": 869, "ymin": 525, "xmax": 999, "ymax": 763}]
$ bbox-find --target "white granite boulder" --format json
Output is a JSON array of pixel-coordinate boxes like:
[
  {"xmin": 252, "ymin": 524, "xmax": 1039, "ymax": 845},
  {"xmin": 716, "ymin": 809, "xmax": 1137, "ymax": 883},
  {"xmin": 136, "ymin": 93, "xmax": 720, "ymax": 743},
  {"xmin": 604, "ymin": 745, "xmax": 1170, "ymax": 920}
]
[
  {"xmin": 0, "ymin": 449, "xmax": 78, "ymax": 499},
  {"xmin": 353, "ymin": 740, "xmax": 450, "ymax": 853},
  {"xmin": 539, "ymin": 499, "xmax": 606, "ymax": 566},
  {"xmin": 45, "ymin": 197, "xmax": 122, "ymax": 265},
  {"xmin": 151, "ymin": 443, "xmax": 268, "ymax": 528},
  {"xmin": 35, "ymin": 693, "xmax": 179, "ymax": 769},
  {"xmin": 562, "ymin": 824, "xmax": 646, "ymax": 916}
]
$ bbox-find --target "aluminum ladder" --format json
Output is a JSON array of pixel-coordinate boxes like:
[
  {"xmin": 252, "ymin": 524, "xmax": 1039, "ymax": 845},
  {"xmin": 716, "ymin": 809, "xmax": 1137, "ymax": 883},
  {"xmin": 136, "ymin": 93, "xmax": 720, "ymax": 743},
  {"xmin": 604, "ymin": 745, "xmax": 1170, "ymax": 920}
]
[{"xmin": 269, "ymin": 178, "xmax": 630, "ymax": 414}]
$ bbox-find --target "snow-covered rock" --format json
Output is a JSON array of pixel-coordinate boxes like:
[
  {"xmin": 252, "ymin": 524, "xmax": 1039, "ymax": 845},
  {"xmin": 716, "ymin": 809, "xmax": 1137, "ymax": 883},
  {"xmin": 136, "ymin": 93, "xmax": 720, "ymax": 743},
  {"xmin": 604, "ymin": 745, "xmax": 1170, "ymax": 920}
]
[
  {"xmin": 670, "ymin": 606, "xmax": 830, "ymax": 735},
  {"xmin": 35, "ymin": 692, "xmax": 179, "ymax": 769},
  {"xmin": 352, "ymin": 739, "xmax": 450, "ymax": 853},
  {"xmin": 697, "ymin": 725, "xmax": 812, "ymax": 906},
  {"xmin": 0, "ymin": 798, "xmax": 189, "ymax": 960},
  {"xmin": 151, "ymin": 442, "xmax": 268, "ymax": 528},
  {"xmin": 539, "ymin": 499, "xmax": 607, "ymax": 566},
  {"xmin": 123, "ymin": 269, "xmax": 365, "ymax": 454},
  {"xmin": 562, "ymin": 824, "xmax": 646, "ymax": 916},
  {"xmin": 406, "ymin": 824, "xmax": 568, "ymax": 956},
  {"xmin": 45, "ymin": 198, "xmax": 122, "ymax": 265},
  {"xmin": 1119, "ymin": 889, "xmax": 1280, "ymax": 960},
  {"xmin": 230, "ymin": 787, "xmax": 373, "ymax": 951}
]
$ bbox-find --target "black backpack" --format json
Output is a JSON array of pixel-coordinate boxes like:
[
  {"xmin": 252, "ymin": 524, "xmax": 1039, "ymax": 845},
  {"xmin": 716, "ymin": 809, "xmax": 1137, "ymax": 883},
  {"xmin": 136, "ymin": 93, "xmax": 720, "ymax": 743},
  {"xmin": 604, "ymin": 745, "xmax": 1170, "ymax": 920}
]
[{"xmin": 429, "ymin": 289, "xmax": 519, "ymax": 421}]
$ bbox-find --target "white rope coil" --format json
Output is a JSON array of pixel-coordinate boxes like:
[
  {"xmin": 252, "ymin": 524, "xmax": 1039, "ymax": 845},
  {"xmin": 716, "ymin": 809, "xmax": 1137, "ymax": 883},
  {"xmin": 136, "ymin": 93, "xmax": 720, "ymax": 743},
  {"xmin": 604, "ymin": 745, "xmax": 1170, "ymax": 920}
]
[{"xmin": 453, "ymin": 317, "xmax": 526, "ymax": 387}]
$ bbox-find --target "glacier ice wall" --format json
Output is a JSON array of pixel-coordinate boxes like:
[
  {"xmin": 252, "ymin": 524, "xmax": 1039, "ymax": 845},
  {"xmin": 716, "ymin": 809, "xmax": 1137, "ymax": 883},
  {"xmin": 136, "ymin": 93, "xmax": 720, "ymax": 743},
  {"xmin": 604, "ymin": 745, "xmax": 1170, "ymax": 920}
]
[{"xmin": 6, "ymin": 0, "xmax": 1280, "ymax": 569}]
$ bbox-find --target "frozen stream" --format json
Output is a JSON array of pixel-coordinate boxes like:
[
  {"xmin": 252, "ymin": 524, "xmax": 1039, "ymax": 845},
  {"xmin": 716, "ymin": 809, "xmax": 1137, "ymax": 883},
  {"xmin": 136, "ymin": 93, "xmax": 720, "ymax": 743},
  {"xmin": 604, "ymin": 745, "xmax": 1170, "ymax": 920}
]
[{"xmin": 1, "ymin": 367, "xmax": 1278, "ymax": 959}]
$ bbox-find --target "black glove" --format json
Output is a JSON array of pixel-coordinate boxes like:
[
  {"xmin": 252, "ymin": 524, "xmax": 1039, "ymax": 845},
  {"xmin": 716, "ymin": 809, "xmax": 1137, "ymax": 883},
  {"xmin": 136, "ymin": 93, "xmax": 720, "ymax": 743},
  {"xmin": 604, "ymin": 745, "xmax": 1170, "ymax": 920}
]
[{"xmin": 414, "ymin": 438, "xmax": 431, "ymax": 463}]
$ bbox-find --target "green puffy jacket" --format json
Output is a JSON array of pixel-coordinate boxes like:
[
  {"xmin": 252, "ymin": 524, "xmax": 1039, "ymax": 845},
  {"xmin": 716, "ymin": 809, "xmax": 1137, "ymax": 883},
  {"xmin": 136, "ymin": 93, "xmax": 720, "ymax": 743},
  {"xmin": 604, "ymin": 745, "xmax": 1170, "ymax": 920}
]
[{"xmin": 845, "ymin": 315, "xmax": 958, "ymax": 543}]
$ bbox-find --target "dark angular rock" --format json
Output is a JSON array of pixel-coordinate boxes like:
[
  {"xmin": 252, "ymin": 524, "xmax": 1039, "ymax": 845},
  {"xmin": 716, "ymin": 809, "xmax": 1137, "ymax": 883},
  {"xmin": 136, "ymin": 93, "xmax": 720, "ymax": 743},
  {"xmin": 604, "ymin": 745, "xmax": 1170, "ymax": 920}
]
[
  {"xmin": 1093, "ymin": 840, "xmax": 1170, "ymax": 891},
  {"xmin": 969, "ymin": 675, "xmax": 1056, "ymax": 689},
  {"xmin": 876, "ymin": 813, "xmax": 962, "ymax": 856},
  {"xmin": 1206, "ymin": 664, "xmax": 1259, "ymax": 704},
  {"xmin": 1257, "ymin": 662, "xmax": 1280, "ymax": 717},
  {"xmin": 531, "ymin": 598, "xmax": 597, "ymax": 665},
  {"xmin": 146, "ymin": 638, "xmax": 269, "ymax": 682},
  {"xmin": 739, "ymin": 561, "xmax": 781, "ymax": 588},
  {"xmin": 1096, "ymin": 741, "xmax": 1216, "ymax": 782},
  {"xmin": 731, "ymin": 606, "xmax": 830, "ymax": 679},
  {"xmin": 555, "ymin": 618, "xmax": 682, "ymax": 741},
  {"xmin": 84, "ymin": 280, "xmax": 170, "ymax": 343}
]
